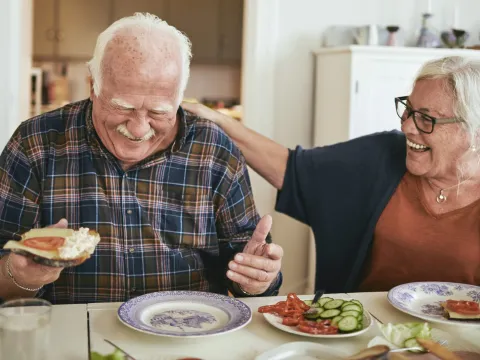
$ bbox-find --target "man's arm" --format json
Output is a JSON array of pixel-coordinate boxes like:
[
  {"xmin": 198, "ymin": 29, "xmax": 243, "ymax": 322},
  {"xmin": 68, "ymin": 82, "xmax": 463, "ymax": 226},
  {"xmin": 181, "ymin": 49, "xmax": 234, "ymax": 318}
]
[
  {"xmin": 214, "ymin": 153, "xmax": 282, "ymax": 297},
  {"xmin": 0, "ymin": 128, "xmax": 52, "ymax": 300}
]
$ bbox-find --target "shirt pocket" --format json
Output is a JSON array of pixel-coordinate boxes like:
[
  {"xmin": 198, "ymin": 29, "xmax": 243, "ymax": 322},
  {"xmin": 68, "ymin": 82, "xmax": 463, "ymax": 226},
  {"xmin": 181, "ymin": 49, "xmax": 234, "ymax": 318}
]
[{"xmin": 155, "ymin": 188, "xmax": 216, "ymax": 249}]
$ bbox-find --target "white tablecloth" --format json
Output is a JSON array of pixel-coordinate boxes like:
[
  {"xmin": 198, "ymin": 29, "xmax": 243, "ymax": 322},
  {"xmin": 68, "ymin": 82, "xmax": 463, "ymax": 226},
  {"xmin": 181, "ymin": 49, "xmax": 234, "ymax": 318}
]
[{"xmin": 87, "ymin": 292, "xmax": 480, "ymax": 360}]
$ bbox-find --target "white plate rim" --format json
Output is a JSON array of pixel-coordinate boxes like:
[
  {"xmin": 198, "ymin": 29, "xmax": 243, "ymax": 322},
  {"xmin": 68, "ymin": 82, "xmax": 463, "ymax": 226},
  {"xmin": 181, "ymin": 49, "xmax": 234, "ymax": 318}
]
[
  {"xmin": 254, "ymin": 341, "xmax": 350, "ymax": 360},
  {"xmin": 117, "ymin": 290, "xmax": 252, "ymax": 338},
  {"xmin": 387, "ymin": 281, "xmax": 480, "ymax": 327}
]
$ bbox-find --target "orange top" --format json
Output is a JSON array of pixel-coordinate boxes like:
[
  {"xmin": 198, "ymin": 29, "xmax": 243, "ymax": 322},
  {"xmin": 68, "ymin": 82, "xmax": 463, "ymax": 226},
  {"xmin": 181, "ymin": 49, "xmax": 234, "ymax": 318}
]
[{"xmin": 359, "ymin": 172, "xmax": 480, "ymax": 292}]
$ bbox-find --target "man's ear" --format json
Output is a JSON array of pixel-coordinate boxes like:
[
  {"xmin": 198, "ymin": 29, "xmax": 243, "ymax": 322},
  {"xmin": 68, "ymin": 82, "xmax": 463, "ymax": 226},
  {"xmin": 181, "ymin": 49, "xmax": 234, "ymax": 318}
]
[{"xmin": 88, "ymin": 76, "xmax": 95, "ymax": 101}]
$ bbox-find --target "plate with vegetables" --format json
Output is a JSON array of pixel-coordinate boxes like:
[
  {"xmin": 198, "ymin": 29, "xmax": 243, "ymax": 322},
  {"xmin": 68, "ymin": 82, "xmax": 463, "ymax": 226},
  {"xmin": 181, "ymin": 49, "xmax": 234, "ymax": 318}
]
[
  {"xmin": 368, "ymin": 322, "xmax": 480, "ymax": 354},
  {"xmin": 258, "ymin": 293, "xmax": 373, "ymax": 338}
]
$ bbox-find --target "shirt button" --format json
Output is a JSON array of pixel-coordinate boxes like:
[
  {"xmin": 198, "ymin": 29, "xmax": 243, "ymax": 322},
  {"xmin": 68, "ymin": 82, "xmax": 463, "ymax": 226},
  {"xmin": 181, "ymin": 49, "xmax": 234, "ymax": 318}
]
[
  {"xmin": 129, "ymin": 247, "xmax": 135, "ymax": 253},
  {"xmin": 130, "ymin": 287, "xmax": 136, "ymax": 293},
  {"xmin": 126, "ymin": 209, "xmax": 133, "ymax": 215}
]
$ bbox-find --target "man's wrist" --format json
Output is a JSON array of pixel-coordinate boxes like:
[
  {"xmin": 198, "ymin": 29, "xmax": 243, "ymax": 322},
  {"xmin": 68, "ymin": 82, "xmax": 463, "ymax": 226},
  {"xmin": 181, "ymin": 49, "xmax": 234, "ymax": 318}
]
[
  {"xmin": 232, "ymin": 272, "xmax": 282, "ymax": 297},
  {"xmin": 4, "ymin": 254, "xmax": 43, "ymax": 292}
]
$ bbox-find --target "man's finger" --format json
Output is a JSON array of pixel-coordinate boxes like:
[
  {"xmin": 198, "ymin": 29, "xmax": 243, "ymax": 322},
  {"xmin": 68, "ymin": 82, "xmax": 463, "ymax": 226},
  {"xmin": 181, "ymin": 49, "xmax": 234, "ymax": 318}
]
[
  {"xmin": 48, "ymin": 218, "xmax": 68, "ymax": 229},
  {"xmin": 226, "ymin": 270, "xmax": 267, "ymax": 292},
  {"xmin": 228, "ymin": 261, "xmax": 276, "ymax": 283},
  {"xmin": 266, "ymin": 244, "xmax": 283, "ymax": 260},
  {"xmin": 249, "ymin": 215, "xmax": 272, "ymax": 245},
  {"xmin": 234, "ymin": 253, "xmax": 280, "ymax": 273}
]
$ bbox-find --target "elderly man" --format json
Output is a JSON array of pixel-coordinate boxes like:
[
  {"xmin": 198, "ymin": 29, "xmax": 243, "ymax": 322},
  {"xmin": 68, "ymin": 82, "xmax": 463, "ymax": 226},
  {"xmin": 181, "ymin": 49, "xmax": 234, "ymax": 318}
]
[{"xmin": 0, "ymin": 13, "xmax": 283, "ymax": 304}]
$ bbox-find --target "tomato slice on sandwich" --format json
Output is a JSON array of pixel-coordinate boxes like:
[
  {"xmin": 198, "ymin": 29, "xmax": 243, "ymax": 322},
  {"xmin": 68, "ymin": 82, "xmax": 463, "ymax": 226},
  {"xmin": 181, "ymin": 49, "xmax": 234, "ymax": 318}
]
[
  {"xmin": 23, "ymin": 237, "xmax": 65, "ymax": 251},
  {"xmin": 445, "ymin": 300, "xmax": 480, "ymax": 315}
]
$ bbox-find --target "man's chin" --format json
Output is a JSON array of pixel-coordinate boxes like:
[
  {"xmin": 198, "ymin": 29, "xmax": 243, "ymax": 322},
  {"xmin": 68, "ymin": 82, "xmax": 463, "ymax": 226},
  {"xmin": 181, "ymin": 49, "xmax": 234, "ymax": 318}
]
[{"xmin": 114, "ymin": 147, "xmax": 152, "ymax": 165}]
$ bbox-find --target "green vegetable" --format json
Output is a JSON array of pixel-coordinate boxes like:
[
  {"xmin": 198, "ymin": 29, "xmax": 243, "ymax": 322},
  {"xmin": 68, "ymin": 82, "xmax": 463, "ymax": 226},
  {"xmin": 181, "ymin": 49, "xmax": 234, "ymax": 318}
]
[
  {"xmin": 378, "ymin": 322, "xmax": 432, "ymax": 348},
  {"xmin": 90, "ymin": 349, "xmax": 125, "ymax": 360},
  {"xmin": 337, "ymin": 315, "xmax": 358, "ymax": 332}
]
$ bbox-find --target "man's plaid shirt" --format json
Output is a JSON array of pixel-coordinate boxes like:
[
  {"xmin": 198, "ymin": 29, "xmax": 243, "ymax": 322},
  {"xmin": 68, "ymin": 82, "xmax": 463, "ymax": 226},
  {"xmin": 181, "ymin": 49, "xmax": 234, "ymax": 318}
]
[{"xmin": 0, "ymin": 99, "xmax": 281, "ymax": 304}]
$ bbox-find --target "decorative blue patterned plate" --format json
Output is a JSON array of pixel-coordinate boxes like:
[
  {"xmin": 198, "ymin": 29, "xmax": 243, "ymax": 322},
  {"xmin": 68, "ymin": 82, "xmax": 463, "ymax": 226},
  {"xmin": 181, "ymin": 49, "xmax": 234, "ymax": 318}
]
[
  {"xmin": 388, "ymin": 282, "xmax": 480, "ymax": 327},
  {"xmin": 117, "ymin": 291, "xmax": 252, "ymax": 337}
]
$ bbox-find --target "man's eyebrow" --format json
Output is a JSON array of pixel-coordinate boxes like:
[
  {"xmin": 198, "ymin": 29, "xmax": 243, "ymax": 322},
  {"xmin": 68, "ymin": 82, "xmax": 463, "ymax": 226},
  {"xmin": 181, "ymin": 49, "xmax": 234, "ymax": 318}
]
[
  {"xmin": 111, "ymin": 98, "xmax": 135, "ymax": 109},
  {"xmin": 150, "ymin": 104, "xmax": 174, "ymax": 113}
]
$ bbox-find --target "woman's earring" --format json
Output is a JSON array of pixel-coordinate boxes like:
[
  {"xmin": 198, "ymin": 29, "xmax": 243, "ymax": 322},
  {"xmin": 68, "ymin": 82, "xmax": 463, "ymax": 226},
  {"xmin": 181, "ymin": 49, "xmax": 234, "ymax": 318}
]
[{"xmin": 471, "ymin": 144, "xmax": 477, "ymax": 152}]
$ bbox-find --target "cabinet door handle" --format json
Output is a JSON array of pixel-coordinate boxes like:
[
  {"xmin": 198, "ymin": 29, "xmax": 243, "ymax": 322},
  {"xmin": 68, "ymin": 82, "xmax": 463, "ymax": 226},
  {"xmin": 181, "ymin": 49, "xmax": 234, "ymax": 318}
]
[
  {"xmin": 46, "ymin": 28, "xmax": 56, "ymax": 41},
  {"xmin": 55, "ymin": 30, "xmax": 64, "ymax": 42},
  {"xmin": 218, "ymin": 35, "xmax": 226, "ymax": 57}
]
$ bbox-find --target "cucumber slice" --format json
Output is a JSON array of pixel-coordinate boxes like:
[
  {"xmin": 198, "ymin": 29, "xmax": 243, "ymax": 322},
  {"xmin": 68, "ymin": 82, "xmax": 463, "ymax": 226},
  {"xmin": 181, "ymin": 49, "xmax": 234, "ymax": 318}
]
[
  {"xmin": 331, "ymin": 315, "xmax": 343, "ymax": 326},
  {"xmin": 351, "ymin": 299, "xmax": 363, "ymax": 308},
  {"xmin": 342, "ymin": 304, "xmax": 362, "ymax": 313},
  {"xmin": 318, "ymin": 297, "xmax": 333, "ymax": 307},
  {"xmin": 340, "ymin": 310, "xmax": 360, "ymax": 318},
  {"xmin": 323, "ymin": 299, "xmax": 344, "ymax": 309},
  {"xmin": 404, "ymin": 338, "xmax": 423, "ymax": 353},
  {"xmin": 356, "ymin": 322, "xmax": 363, "ymax": 330},
  {"xmin": 341, "ymin": 301, "xmax": 355, "ymax": 309},
  {"xmin": 319, "ymin": 309, "xmax": 341, "ymax": 319},
  {"xmin": 337, "ymin": 315, "xmax": 358, "ymax": 332},
  {"xmin": 304, "ymin": 308, "xmax": 323, "ymax": 320},
  {"xmin": 305, "ymin": 299, "xmax": 322, "ymax": 308}
]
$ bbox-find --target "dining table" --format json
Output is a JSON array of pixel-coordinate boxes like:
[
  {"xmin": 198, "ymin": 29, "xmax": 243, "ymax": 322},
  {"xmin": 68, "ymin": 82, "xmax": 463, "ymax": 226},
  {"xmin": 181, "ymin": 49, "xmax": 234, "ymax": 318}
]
[{"xmin": 32, "ymin": 292, "xmax": 480, "ymax": 359}]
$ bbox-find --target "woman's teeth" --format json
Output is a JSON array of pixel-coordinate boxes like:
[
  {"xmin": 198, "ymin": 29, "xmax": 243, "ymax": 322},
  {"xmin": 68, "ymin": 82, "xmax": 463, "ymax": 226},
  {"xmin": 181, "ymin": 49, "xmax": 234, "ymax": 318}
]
[{"xmin": 407, "ymin": 139, "xmax": 430, "ymax": 152}]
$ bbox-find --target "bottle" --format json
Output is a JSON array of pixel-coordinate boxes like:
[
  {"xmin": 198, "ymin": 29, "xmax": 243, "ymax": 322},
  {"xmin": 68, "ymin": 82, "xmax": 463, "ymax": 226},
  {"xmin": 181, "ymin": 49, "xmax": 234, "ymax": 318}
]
[{"xmin": 416, "ymin": 13, "xmax": 441, "ymax": 48}]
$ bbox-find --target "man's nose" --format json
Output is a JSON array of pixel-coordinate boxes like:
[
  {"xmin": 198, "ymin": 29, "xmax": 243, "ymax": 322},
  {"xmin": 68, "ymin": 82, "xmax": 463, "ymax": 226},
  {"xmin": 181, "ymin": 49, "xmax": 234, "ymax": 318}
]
[{"xmin": 128, "ymin": 114, "xmax": 151, "ymax": 138}]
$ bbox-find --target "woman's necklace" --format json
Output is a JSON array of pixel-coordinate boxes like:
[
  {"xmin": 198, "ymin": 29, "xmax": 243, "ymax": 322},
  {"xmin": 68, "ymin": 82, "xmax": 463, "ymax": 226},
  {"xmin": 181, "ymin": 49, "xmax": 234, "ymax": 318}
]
[{"xmin": 427, "ymin": 178, "xmax": 471, "ymax": 203}]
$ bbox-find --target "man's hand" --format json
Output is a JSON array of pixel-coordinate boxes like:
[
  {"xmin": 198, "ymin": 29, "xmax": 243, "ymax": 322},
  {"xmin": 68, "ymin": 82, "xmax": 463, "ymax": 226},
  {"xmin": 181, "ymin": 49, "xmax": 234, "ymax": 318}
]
[
  {"xmin": 6, "ymin": 219, "xmax": 68, "ymax": 289},
  {"xmin": 227, "ymin": 215, "xmax": 283, "ymax": 295}
]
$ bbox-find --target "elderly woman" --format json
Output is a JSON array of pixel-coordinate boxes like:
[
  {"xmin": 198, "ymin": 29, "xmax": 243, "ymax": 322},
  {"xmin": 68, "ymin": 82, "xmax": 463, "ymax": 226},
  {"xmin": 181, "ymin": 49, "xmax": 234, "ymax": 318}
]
[{"xmin": 182, "ymin": 56, "xmax": 480, "ymax": 293}]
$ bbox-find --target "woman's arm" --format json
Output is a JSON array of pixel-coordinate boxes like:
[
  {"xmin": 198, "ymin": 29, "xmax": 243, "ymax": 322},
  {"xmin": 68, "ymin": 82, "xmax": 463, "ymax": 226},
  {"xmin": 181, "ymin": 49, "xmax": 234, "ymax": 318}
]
[{"xmin": 182, "ymin": 102, "xmax": 288, "ymax": 189}]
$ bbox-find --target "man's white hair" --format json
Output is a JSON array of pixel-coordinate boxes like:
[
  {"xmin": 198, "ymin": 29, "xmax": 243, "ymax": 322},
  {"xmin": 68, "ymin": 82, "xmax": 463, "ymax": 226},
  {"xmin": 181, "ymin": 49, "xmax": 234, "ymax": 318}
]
[
  {"xmin": 414, "ymin": 56, "xmax": 480, "ymax": 179},
  {"xmin": 86, "ymin": 12, "xmax": 192, "ymax": 101}
]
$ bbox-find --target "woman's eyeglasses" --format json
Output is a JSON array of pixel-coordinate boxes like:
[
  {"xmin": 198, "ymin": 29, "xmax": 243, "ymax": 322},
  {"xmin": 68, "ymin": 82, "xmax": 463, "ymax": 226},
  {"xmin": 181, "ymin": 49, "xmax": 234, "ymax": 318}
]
[{"xmin": 395, "ymin": 96, "xmax": 463, "ymax": 134}]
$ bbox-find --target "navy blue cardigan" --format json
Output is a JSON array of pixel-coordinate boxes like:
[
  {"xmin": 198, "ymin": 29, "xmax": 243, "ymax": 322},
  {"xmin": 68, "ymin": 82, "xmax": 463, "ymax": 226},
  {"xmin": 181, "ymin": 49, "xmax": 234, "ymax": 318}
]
[{"xmin": 275, "ymin": 131, "xmax": 407, "ymax": 293}]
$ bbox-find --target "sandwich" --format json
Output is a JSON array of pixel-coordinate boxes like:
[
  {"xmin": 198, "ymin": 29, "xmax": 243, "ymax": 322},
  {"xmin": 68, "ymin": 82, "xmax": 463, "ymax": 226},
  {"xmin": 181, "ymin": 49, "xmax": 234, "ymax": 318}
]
[
  {"xmin": 3, "ymin": 227, "xmax": 100, "ymax": 267},
  {"xmin": 441, "ymin": 300, "xmax": 480, "ymax": 321}
]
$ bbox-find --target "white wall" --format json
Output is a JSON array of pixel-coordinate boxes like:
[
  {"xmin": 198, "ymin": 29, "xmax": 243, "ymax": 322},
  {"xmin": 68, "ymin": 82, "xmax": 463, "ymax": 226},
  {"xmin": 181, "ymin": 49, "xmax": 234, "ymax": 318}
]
[
  {"xmin": 0, "ymin": 0, "xmax": 33, "ymax": 150},
  {"xmin": 243, "ymin": 0, "xmax": 480, "ymax": 295}
]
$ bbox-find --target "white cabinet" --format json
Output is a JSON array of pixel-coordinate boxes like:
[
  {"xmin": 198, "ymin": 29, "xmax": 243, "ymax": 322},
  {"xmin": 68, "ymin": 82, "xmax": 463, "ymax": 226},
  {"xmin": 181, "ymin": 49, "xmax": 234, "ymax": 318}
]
[{"xmin": 313, "ymin": 46, "xmax": 480, "ymax": 147}]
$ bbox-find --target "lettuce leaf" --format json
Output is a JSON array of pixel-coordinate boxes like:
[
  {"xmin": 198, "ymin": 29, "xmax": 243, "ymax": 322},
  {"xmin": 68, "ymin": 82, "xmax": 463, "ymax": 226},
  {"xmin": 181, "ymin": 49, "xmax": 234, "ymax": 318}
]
[
  {"xmin": 378, "ymin": 322, "xmax": 432, "ymax": 347},
  {"xmin": 90, "ymin": 349, "xmax": 125, "ymax": 360}
]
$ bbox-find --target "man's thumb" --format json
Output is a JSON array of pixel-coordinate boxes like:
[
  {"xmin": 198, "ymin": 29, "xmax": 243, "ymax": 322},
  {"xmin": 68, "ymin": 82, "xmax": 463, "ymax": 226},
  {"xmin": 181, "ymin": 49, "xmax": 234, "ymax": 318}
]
[
  {"xmin": 49, "ymin": 218, "xmax": 68, "ymax": 229},
  {"xmin": 250, "ymin": 215, "xmax": 273, "ymax": 244}
]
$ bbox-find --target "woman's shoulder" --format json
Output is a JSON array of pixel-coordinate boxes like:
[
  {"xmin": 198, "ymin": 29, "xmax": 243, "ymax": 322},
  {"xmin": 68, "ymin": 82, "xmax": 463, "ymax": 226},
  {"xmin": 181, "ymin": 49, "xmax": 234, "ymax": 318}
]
[{"xmin": 295, "ymin": 130, "xmax": 406, "ymax": 164}]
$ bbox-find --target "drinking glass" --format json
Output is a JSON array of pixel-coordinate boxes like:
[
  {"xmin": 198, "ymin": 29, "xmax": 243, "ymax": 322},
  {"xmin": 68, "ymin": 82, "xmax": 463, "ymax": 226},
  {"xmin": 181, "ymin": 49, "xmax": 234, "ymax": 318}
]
[{"xmin": 0, "ymin": 298, "xmax": 52, "ymax": 360}]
